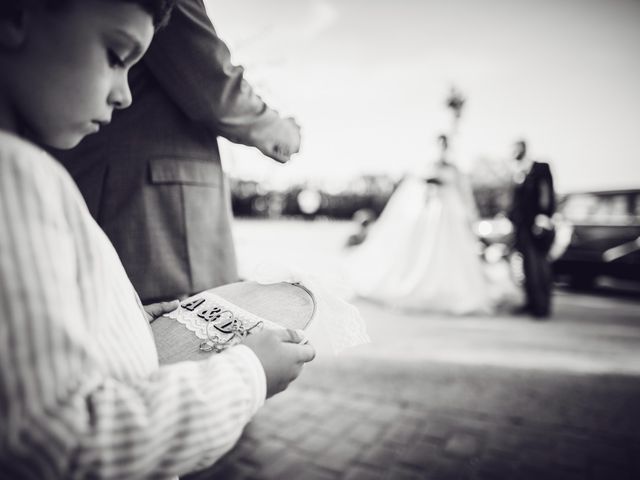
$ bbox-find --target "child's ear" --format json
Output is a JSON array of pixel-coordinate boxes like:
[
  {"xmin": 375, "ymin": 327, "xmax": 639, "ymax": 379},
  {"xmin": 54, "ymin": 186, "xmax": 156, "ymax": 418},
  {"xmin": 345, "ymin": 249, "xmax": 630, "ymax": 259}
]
[{"xmin": 0, "ymin": 8, "xmax": 29, "ymax": 49}]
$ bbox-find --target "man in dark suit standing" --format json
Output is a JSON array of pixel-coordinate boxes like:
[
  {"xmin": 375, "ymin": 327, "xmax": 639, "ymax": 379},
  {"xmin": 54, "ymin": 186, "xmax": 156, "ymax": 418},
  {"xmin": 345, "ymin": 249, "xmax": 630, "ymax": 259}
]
[
  {"xmin": 54, "ymin": 0, "xmax": 301, "ymax": 303},
  {"xmin": 509, "ymin": 140, "xmax": 556, "ymax": 318}
]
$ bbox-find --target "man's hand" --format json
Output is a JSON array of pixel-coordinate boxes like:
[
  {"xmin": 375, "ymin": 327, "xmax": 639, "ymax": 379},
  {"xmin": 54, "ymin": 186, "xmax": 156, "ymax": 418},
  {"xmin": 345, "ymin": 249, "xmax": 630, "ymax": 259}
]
[
  {"xmin": 261, "ymin": 117, "xmax": 301, "ymax": 163},
  {"xmin": 143, "ymin": 300, "xmax": 180, "ymax": 324},
  {"xmin": 242, "ymin": 328, "xmax": 315, "ymax": 398},
  {"xmin": 532, "ymin": 214, "xmax": 553, "ymax": 236}
]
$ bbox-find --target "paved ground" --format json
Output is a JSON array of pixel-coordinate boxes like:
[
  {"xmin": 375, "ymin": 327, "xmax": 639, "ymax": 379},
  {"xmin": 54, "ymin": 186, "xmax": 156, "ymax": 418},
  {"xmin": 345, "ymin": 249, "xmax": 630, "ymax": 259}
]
[{"xmin": 185, "ymin": 220, "xmax": 640, "ymax": 480}]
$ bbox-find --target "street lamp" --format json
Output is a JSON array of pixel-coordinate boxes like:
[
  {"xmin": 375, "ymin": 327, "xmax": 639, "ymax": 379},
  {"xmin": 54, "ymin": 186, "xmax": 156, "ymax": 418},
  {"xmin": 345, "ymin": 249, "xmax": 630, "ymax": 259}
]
[{"xmin": 446, "ymin": 86, "xmax": 466, "ymax": 135}]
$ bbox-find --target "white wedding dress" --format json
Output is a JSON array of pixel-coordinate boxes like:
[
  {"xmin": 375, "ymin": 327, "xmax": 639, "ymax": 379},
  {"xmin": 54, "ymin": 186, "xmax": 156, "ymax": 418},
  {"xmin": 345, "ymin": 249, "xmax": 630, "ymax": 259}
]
[{"xmin": 346, "ymin": 162, "xmax": 492, "ymax": 315}]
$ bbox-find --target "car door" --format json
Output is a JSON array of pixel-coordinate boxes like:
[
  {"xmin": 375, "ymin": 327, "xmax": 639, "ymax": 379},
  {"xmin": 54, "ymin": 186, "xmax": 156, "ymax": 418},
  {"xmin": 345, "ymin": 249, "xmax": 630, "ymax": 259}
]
[{"xmin": 566, "ymin": 192, "xmax": 640, "ymax": 277}]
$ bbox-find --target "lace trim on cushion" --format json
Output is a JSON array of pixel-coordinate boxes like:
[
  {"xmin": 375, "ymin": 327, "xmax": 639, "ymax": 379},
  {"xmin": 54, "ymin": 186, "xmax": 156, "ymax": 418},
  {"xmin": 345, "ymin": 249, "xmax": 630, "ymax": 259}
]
[
  {"xmin": 163, "ymin": 271, "xmax": 370, "ymax": 355},
  {"xmin": 166, "ymin": 291, "xmax": 281, "ymax": 340}
]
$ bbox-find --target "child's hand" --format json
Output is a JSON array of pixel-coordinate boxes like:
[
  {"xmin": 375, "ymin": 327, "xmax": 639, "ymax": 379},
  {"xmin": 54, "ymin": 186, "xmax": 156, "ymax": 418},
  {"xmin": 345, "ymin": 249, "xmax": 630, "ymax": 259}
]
[
  {"xmin": 242, "ymin": 328, "xmax": 315, "ymax": 398},
  {"xmin": 143, "ymin": 300, "xmax": 180, "ymax": 324}
]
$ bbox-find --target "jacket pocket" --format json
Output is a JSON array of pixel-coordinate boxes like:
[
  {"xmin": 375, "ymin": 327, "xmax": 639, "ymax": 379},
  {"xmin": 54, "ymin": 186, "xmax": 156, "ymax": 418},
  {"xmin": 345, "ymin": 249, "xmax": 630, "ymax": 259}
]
[{"xmin": 149, "ymin": 158, "xmax": 221, "ymax": 187}]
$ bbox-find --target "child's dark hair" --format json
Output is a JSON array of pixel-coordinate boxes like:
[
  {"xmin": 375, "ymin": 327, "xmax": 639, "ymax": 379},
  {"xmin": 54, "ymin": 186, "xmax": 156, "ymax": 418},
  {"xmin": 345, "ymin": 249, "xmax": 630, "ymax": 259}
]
[
  {"xmin": 0, "ymin": 1, "xmax": 175, "ymax": 29},
  {"xmin": 122, "ymin": 0, "xmax": 176, "ymax": 28}
]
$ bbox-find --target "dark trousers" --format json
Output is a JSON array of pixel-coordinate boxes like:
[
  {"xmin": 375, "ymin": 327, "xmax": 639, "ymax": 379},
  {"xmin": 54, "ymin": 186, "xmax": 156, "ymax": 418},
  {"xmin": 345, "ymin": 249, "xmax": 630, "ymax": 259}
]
[{"xmin": 517, "ymin": 232, "xmax": 553, "ymax": 318}]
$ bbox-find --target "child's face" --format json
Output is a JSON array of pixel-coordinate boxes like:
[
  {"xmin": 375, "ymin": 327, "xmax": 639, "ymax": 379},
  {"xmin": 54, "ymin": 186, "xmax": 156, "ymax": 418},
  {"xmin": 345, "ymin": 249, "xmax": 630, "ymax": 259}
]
[{"xmin": 5, "ymin": 0, "xmax": 154, "ymax": 149}]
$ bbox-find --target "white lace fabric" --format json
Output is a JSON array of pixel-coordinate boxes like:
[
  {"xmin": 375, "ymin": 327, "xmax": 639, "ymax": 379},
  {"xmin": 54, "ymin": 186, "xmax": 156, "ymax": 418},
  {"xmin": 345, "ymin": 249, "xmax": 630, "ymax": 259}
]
[
  {"xmin": 251, "ymin": 264, "xmax": 371, "ymax": 354},
  {"xmin": 165, "ymin": 291, "xmax": 281, "ymax": 340}
]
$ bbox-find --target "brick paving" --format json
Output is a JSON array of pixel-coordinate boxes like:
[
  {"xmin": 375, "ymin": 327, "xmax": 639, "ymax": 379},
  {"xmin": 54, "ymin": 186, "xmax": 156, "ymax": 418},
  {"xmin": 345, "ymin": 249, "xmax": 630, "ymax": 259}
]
[
  {"xmin": 185, "ymin": 355, "xmax": 640, "ymax": 480},
  {"xmin": 181, "ymin": 220, "xmax": 640, "ymax": 480}
]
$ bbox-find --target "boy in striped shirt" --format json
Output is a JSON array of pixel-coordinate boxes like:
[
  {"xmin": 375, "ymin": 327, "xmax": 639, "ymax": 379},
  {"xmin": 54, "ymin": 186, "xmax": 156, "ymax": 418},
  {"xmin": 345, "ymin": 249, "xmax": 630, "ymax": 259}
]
[{"xmin": 0, "ymin": 1, "xmax": 315, "ymax": 478}]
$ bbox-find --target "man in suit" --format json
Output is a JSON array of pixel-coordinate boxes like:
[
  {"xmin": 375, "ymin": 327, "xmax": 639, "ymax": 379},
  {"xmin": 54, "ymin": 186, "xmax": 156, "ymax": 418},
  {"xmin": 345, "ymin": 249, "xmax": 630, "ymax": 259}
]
[
  {"xmin": 54, "ymin": 0, "xmax": 301, "ymax": 303},
  {"xmin": 509, "ymin": 140, "xmax": 556, "ymax": 318}
]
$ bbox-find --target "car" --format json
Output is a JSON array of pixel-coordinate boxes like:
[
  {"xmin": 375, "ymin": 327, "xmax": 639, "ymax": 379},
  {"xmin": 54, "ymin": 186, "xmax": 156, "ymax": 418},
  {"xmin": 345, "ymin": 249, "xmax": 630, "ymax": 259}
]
[{"xmin": 553, "ymin": 189, "xmax": 640, "ymax": 288}]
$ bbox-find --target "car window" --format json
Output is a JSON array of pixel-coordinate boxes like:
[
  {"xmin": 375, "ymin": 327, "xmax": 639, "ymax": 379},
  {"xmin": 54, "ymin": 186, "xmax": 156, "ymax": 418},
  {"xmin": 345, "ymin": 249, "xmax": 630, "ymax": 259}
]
[
  {"xmin": 562, "ymin": 194, "xmax": 599, "ymax": 223},
  {"xmin": 562, "ymin": 193, "xmax": 634, "ymax": 225}
]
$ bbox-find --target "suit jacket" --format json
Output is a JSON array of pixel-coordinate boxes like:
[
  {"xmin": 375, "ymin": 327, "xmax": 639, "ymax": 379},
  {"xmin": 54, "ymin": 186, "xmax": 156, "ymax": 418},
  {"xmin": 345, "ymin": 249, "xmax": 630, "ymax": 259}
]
[
  {"xmin": 510, "ymin": 161, "xmax": 556, "ymax": 251},
  {"xmin": 53, "ymin": 0, "xmax": 300, "ymax": 303}
]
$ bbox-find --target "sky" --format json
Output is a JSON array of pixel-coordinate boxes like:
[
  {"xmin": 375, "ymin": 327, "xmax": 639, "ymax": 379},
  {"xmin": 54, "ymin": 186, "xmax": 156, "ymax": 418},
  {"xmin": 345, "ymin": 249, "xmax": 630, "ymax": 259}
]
[{"xmin": 205, "ymin": 0, "xmax": 640, "ymax": 193}]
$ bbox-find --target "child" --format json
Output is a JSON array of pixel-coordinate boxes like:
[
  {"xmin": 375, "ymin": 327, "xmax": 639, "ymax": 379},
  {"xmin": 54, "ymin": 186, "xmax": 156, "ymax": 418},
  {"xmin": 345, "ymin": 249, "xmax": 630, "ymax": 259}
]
[{"xmin": 0, "ymin": 1, "xmax": 315, "ymax": 478}]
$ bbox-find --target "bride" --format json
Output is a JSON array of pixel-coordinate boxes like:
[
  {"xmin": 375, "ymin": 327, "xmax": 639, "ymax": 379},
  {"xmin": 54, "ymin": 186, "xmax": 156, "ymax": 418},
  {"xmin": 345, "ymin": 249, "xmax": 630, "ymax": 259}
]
[{"xmin": 346, "ymin": 135, "xmax": 492, "ymax": 315}]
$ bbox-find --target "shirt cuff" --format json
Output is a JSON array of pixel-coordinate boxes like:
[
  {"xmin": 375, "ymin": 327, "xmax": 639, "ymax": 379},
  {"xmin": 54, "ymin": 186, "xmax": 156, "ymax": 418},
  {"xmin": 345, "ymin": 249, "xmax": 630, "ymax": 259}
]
[{"xmin": 225, "ymin": 344, "xmax": 267, "ymax": 414}]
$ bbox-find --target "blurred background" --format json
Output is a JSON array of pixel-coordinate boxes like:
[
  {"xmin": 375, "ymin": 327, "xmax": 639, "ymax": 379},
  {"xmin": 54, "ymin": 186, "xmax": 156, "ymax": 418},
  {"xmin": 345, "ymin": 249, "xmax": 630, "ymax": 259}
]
[
  {"xmin": 205, "ymin": 0, "xmax": 640, "ymax": 292},
  {"xmin": 191, "ymin": 1, "xmax": 640, "ymax": 479},
  {"xmin": 207, "ymin": 0, "xmax": 639, "ymax": 191}
]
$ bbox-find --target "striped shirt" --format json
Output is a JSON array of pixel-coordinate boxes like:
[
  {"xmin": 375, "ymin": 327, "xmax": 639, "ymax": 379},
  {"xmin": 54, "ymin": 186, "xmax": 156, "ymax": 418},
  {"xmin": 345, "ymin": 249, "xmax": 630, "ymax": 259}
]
[{"xmin": 0, "ymin": 131, "xmax": 266, "ymax": 479}]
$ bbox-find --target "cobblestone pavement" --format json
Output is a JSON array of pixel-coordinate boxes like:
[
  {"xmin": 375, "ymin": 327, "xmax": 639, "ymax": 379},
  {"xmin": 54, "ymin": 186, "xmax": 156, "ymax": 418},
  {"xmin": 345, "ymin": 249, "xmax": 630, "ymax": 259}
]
[
  {"xmin": 184, "ymin": 296, "xmax": 640, "ymax": 480},
  {"xmin": 183, "ymin": 221, "xmax": 640, "ymax": 479}
]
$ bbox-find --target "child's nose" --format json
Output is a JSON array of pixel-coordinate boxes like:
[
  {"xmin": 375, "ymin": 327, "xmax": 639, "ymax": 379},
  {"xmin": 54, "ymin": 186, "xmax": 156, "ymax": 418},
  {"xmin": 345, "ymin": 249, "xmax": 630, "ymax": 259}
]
[{"xmin": 108, "ymin": 76, "xmax": 133, "ymax": 110}]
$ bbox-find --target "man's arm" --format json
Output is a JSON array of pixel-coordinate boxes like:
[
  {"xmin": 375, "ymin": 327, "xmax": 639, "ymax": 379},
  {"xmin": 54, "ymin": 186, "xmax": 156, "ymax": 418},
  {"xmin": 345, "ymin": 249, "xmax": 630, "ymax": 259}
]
[
  {"xmin": 142, "ymin": 0, "xmax": 300, "ymax": 163},
  {"xmin": 531, "ymin": 163, "xmax": 556, "ymax": 237},
  {"xmin": 537, "ymin": 163, "xmax": 556, "ymax": 217}
]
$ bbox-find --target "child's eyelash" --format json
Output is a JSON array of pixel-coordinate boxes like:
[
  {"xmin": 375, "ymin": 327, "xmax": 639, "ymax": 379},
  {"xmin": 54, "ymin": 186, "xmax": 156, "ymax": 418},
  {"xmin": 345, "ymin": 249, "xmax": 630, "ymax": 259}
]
[{"xmin": 108, "ymin": 50, "xmax": 125, "ymax": 68}]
